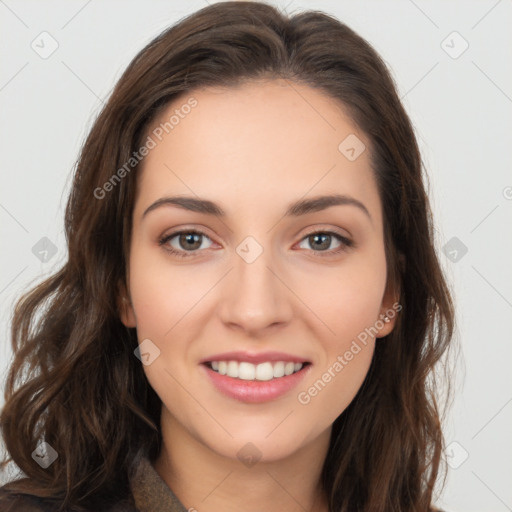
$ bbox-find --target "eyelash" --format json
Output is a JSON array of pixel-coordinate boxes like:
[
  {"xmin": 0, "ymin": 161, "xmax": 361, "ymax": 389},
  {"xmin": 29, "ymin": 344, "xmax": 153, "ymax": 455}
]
[{"xmin": 158, "ymin": 228, "xmax": 354, "ymax": 259}]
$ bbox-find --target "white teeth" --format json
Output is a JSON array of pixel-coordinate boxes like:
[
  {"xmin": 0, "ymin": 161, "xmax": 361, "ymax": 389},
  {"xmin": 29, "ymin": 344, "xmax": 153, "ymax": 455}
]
[
  {"xmin": 238, "ymin": 362, "xmax": 255, "ymax": 380},
  {"xmin": 208, "ymin": 360, "xmax": 305, "ymax": 381},
  {"xmin": 284, "ymin": 362, "xmax": 295, "ymax": 376},
  {"xmin": 273, "ymin": 361, "xmax": 285, "ymax": 378},
  {"xmin": 227, "ymin": 361, "xmax": 239, "ymax": 378},
  {"xmin": 255, "ymin": 362, "xmax": 274, "ymax": 381}
]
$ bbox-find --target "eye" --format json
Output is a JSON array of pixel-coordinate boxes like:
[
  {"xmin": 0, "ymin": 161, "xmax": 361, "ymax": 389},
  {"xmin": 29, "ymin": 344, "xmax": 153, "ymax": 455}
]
[
  {"xmin": 296, "ymin": 230, "xmax": 353, "ymax": 257},
  {"xmin": 159, "ymin": 230, "xmax": 213, "ymax": 258},
  {"xmin": 158, "ymin": 228, "xmax": 354, "ymax": 259}
]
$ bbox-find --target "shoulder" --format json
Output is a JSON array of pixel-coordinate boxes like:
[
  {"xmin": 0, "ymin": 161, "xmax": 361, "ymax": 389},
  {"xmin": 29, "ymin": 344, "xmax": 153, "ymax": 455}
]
[
  {"xmin": 0, "ymin": 485, "xmax": 139, "ymax": 512},
  {"xmin": 0, "ymin": 487, "xmax": 55, "ymax": 512}
]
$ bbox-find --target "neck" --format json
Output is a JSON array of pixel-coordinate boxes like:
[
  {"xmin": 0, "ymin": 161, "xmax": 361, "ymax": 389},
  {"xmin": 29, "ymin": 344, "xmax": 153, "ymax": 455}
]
[{"xmin": 154, "ymin": 408, "xmax": 331, "ymax": 512}]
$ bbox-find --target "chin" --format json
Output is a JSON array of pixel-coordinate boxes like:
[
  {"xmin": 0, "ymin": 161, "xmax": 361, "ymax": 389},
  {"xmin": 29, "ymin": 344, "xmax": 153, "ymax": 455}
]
[{"xmin": 200, "ymin": 424, "xmax": 324, "ymax": 465}]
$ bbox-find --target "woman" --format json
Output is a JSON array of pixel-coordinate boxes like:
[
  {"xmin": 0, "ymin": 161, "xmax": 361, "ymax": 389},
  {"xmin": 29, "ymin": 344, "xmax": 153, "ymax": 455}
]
[{"xmin": 0, "ymin": 2, "xmax": 454, "ymax": 511}]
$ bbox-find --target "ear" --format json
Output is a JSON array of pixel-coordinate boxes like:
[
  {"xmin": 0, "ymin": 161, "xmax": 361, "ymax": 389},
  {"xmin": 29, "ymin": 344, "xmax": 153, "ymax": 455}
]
[
  {"xmin": 375, "ymin": 259, "xmax": 403, "ymax": 339},
  {"xmin": 117, "ymin": 281, "xmax": 137, "ymax": 328}
]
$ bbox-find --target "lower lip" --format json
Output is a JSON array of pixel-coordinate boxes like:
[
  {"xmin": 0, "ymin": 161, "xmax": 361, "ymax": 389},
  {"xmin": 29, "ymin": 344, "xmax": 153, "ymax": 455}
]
[{"xmin": 201, "ymin": 364, "xmax": 311, "ymax": 403}]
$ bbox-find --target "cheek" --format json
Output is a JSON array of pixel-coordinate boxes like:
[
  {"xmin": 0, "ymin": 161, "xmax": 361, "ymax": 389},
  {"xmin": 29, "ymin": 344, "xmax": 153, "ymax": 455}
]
[
  {"xmin": 296, "ymin": 273, "xmax": 381, "ymax": 425},
  {"xmin": 127, "ymin": 250, "xmax": 199, "ymax": 428},
  {"xmin": 126, "ymin": 247, "xmax": 208, "ymax": 391},
  {"xmin": 298, "ymin": 248, "xmax": 387, "ymax": 343},
  {"xmin": 127, "ymin": 246, "xmax": 205, "ymax": 339},
  {"xmin": 293, "ymin": 251, "xmax": 385, "ymax": 419},
  {"xmin": 296, "ymin": 342, "xmax": 374, "ymax": 435}
]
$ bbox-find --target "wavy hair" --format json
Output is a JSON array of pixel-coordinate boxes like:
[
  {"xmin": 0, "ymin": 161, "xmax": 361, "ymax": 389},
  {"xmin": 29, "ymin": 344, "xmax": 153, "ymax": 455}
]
[{"xmin": 1, "ymin": 2, "xmax": 455, "ymax": 511}]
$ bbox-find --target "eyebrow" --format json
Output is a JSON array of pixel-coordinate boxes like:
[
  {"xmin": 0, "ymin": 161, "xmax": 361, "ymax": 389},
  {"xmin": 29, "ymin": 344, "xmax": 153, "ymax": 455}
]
[{"xmin": 142, "ymin": 193, "xmax": 372, "ymax": 222}]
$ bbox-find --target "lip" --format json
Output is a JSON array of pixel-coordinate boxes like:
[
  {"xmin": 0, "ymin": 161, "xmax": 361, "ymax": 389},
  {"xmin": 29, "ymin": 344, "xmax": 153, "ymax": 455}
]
[
  {"xmin": 200, "ymin": 361, "xmax": 312, "ymax": 403},
  {"xmin": 199, "ymin": 351, "xmax": 310, "ymax": 365}
]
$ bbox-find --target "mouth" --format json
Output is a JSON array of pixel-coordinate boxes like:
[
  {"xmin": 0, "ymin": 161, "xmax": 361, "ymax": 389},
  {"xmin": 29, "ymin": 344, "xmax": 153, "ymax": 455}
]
[
  {"xmin": 204, "ymin": 360, "xmax": 310, "ymax": 381},
  {"xmin": 200, "ymin": 357, "xmax": 312, "ymax": 403}
]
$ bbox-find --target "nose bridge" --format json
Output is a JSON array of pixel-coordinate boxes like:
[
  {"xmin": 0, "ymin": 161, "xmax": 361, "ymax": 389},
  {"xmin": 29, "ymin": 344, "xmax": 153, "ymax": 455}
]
[{"xmin": 218, "ymin": 235, "xmax": 292, "ymax": 334}]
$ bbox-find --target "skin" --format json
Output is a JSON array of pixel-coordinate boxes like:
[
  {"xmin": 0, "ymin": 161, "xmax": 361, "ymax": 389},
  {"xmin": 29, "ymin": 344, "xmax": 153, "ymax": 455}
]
[{"xmin": 120, "ymin": 79, "xmax": 398, "ymax": 512}]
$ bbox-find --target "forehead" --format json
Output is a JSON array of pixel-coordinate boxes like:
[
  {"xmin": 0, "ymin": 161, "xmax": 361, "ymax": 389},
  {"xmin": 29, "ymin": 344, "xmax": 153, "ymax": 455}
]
[{"xmin": 134, "ymin": 79, "xmax": 381, "ymax": 225}]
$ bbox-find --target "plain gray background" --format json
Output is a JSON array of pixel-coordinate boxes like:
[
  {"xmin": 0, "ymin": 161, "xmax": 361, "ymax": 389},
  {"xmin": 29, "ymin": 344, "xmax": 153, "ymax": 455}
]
[{"xmin": 1, "ymin": 1, "xmax": 511, "ymax": 511}]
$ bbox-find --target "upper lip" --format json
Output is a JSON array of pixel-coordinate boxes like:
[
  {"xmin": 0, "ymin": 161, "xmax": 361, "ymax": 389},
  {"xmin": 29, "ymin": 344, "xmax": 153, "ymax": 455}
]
[{"xmin": 200, "ymin": 351, "xmax": 311, "ymax": 365}]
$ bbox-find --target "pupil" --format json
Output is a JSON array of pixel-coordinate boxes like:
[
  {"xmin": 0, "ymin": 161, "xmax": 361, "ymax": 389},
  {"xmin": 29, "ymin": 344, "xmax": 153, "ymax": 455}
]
[
  {"xmin": 181, "ymin": 233, "xmax": 201, "ymax": 250},
  {"xmin": 311, "ymin": 233, "xmax": 329, "ymax": 250}
]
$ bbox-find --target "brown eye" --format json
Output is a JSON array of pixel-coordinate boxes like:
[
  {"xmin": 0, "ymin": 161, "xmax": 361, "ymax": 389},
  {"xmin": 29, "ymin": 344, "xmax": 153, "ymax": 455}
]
[
  {"xmin": 176, "ymin": 233, "xmax": 204, "ymax": 251},
  {"xmin": 297, "ymin": 231, "xmax": 353, "ymax": 257},
  {"xmin": 305, "ymin": 233, "xmax": 334, "ymax": 251},
  {"xmin": 159, "ymin": 230, "xmax": 213, "ymax": 258}
]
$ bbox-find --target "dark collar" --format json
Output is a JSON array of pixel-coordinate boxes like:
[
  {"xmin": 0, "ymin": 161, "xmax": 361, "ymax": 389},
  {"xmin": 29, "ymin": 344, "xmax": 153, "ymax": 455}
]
[{"xmin": 130, "ymin": 456, "xmax": 188, "ymax": 512}]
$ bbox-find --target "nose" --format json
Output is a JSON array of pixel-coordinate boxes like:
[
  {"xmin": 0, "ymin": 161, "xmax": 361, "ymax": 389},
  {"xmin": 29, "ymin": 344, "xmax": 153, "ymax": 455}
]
[{"xmin": 218, "ymin": 243, "xmax": 293, "ymax": 337}]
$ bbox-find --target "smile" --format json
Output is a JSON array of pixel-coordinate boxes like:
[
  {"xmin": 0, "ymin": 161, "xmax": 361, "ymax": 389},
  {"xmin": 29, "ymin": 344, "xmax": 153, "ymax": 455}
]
[
  {"xmin": 201, "ymin": 360, "xmax": 312, "ymax": 403},
  {"xmin": 207, "ymin": 360, "xmax": 305, "ymax": 381}
]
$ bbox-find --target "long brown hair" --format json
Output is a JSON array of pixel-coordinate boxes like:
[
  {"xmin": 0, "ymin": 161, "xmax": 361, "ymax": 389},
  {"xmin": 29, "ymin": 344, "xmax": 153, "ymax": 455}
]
[{"xmin": 1, "ymin": 2, "xmax": 455, "ymax": 511}]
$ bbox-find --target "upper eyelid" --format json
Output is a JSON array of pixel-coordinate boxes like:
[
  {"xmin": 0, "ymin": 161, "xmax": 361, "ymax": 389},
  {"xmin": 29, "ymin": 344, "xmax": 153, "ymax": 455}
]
[
  {"xmin": 160, "ymin": 227, "xmax": 352, "ymax": 249},
  {"xmin": 300, "ymin": 226, "xmax": 351, "ymax": 240}
]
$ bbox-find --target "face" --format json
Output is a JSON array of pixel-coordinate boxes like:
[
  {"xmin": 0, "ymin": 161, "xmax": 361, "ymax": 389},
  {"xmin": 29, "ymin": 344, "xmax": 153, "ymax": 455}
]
[{"xmin": 120, "ymin": 79, "xmax": 398, "ymax": 463}]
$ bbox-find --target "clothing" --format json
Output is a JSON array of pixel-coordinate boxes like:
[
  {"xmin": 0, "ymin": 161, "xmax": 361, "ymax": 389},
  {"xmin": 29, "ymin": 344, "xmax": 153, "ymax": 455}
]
[
  {"xmin": 0, "ymin": 458, "xmax": 447, "ymax": 511},
  {"xmin": 0, "ymin": 455, "xmax": 188, "ymax": 511},
  {"xmin": 130, "ymin": 456, "xmax": 188, "ymax": 512}
]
